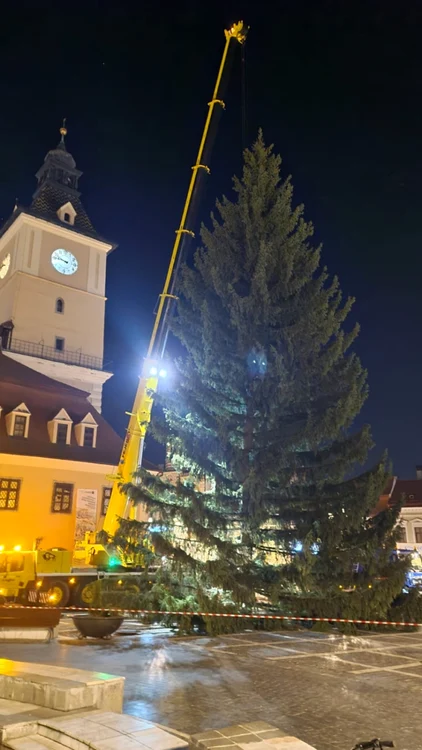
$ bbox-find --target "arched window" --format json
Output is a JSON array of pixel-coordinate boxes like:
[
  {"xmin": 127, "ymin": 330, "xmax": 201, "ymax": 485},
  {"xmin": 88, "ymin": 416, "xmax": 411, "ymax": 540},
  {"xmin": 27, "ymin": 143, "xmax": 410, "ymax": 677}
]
[{"xmin": 56, "ymin": 298, "xmax": 64, "ymax": 314}]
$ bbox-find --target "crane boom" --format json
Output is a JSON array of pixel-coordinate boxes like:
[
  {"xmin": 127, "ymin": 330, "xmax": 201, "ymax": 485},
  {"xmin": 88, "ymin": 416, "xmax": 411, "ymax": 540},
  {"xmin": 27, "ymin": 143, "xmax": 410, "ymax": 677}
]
[{"xmin": 102, "ymin": 21, "xmax": 247, "ymax": 541}]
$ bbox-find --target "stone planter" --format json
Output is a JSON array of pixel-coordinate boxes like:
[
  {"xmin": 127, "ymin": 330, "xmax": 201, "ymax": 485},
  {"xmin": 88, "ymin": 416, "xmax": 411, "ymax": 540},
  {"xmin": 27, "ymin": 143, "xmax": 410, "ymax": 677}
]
[{"xmin": 73, "ymin": 614, "xmax": 124, "ymax": 639}]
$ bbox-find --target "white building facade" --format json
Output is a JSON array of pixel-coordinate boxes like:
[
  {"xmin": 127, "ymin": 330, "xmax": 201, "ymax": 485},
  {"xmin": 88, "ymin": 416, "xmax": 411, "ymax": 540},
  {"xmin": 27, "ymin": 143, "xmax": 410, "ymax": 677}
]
[{"xmin": 0, "ymin": 125, "xmax": 115, "ymax": 412}]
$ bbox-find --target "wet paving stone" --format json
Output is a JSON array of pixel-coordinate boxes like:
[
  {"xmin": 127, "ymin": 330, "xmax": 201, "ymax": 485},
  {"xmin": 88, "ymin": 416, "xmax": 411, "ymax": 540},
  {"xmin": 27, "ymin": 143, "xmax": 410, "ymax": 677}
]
[
  {"xmin": 336, "ymin": 650, "xmax": 415, "ymax": 667},
  {"xmin": 0, "ymin": 623, "xmax": 422, "ymax": 749},
  {"xmin": 388, "ymin": 663, "xmax": 422, "ymax": 676}
]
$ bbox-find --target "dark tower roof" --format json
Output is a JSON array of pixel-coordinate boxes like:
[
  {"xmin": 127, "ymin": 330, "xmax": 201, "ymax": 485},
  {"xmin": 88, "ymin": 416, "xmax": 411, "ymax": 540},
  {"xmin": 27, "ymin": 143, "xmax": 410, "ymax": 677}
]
[
  {"xmin": 37, "ymin": 122, "xmax": 78, "ymax": 174},
  {"xmin": 0, "ymin": 123, "xmax": 116, "ymax": 247},
  {"xmin": 30, "ymin": 121, "xmax": 97, "ymax": 236}
]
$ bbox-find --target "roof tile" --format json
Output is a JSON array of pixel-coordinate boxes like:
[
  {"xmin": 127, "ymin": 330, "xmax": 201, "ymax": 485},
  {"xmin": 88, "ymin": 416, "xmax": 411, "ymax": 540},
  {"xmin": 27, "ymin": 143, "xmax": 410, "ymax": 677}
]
[{"xmin": 30, "ymin": 183, "xmax": 96, "ymax": 236}]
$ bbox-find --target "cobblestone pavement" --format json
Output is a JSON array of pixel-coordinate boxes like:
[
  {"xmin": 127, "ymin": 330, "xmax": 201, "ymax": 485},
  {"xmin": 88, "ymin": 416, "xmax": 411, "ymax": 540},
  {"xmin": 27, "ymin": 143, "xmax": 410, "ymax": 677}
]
[{"xmin": 1, "ymin": 621, "xmax": 421, "ymax": 750}]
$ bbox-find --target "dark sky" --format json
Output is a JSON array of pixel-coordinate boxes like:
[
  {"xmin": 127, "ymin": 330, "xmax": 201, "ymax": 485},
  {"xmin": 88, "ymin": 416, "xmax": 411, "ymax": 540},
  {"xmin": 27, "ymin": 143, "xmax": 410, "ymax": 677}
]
[{"xmin": 0, "ymin": 0, "xmax": 421, "ymax": 478}]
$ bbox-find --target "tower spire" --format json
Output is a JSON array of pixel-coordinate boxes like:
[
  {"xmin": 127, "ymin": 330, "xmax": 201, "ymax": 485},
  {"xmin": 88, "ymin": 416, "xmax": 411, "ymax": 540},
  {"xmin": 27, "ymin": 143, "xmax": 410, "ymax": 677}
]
[
  {"xmin": 59, "ymin": 118, "xmax": 67, "ymax": 148},
  {"xmin": 33, "ymin": 120, "xmax": 81, "ymax": 196}
]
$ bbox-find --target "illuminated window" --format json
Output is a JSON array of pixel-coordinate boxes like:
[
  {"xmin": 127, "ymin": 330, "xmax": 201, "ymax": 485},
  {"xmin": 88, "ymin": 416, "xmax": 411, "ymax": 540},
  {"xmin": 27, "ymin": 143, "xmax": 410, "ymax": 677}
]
[
  {"xmin": 0, "ymin": 478, "xmax": 21, "ymax": 511},
  {"xmin": 56, "ymin": 298, "xmax": 64, "ymax": 314},
  {"xmin": 83, "ymin": 427, "xmax": 95, "ymax": 447},
  {"xmin": 102, "ymin": 487, "xmax": 112, "ymax": 515},
  {"xmin": 13, "ymin": 415, "xmax": 28, "ymax": 438},
  {"xmin": 415, "ymin": 527, "xmax": 422, "ymax": 544},
  {"xmin": 51, "ymin": 483, "xmax": 73, "ymax": 513}
]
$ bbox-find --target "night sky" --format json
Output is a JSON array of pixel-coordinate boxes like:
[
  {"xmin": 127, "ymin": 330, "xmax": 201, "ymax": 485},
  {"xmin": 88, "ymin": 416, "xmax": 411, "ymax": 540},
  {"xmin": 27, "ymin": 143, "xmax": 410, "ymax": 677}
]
[{"xmin": 1, "ymin": 1, "xmax": 421, "ymax": 477}]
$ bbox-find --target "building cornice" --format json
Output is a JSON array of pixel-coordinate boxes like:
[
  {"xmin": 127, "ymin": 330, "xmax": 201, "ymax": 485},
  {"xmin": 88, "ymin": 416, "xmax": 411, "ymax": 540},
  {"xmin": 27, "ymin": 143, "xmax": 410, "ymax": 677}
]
[
  {"xmin": 3, "ymin": 351, "xmax": 113, "ymax": 383},
  {"xmin": 0, "ymin": 452, "xmax": 116, "ymax": 474},
  {"xmin": 0, "ymin": 212, "xmax": 113, "ymax": 255}
]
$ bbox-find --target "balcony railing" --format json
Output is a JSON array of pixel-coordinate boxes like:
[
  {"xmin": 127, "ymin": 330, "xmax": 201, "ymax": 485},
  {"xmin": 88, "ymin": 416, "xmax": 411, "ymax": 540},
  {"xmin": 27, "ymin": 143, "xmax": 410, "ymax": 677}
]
[{"xmin": 5, "ymin": 338, "xmax": 105, "ymax": 371}]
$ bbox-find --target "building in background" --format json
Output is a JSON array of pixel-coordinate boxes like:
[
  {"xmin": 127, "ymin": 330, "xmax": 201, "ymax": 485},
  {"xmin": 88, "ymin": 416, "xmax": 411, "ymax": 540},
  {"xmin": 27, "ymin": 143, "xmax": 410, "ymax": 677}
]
[
  {"xmin": 0, "ymin": 350, "xmax": 121, "ymax": 551},
  {"xmin": 374, "ymin": 469, "xmax": 422, "ymax": 551},
  {"xmin": 0, "ymin": 124, "xmax": 115, "ymax": 412}
]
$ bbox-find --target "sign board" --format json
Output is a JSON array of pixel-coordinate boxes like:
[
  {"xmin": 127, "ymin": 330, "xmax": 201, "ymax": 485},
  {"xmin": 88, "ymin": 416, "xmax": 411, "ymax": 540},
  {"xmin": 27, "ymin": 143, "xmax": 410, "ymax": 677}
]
[{"xmin": 74, "ymin": 489, "xmax": 98, "ymax": 543}]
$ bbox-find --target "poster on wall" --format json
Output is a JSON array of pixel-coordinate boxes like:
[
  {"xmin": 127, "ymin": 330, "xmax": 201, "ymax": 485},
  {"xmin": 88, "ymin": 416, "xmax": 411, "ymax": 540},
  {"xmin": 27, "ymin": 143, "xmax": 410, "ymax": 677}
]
[{"xmin": 74, "ymin": 489, "xmax": 98, "ymax": 543}]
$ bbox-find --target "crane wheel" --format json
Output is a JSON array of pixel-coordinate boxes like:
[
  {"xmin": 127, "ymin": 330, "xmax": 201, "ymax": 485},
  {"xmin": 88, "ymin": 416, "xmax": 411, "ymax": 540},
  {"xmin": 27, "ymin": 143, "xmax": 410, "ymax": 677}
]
[
  {"xmin": 73, "ymin": 580, "xmax": 140, "ymax": 608},
  {"xmin": 46, "ymin": 580, "xmax": 70, "ymax": 607},
  {"xmin": 75, "ymin": 581, "xmax": 97, "ymax": 607}
]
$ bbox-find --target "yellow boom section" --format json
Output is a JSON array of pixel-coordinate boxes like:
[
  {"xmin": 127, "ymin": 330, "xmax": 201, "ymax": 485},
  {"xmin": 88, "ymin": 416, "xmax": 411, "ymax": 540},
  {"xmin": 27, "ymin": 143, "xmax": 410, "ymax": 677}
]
[{"xmin": 103, "ymin": 21, "xmax": 247, "ymax": 539}]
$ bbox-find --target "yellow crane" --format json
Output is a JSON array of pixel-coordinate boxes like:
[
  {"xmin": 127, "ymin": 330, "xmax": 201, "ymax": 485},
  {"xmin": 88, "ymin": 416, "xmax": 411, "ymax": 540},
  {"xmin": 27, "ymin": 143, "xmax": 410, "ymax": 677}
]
[{"xmin": 100, "ymin": 21, "xmax": 248, "ymax": 547}]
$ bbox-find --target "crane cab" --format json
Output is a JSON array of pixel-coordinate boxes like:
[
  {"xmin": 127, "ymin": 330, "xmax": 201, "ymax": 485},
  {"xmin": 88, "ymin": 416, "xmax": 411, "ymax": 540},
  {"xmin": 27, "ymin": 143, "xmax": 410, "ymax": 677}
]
[
  {"xmin": 0, "ymin": 546, "xmax": 72, "ymax": 601},
  {"xmin": 0, "ymin": 548, "xmax": 37, "ymax": 600}
]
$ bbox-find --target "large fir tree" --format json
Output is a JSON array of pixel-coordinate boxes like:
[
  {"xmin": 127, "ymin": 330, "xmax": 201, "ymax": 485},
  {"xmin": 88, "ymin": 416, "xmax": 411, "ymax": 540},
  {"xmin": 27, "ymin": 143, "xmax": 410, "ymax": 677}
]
[{"xmin": 124, "ymin": 132, "xmax": 405, "ymax": 619}]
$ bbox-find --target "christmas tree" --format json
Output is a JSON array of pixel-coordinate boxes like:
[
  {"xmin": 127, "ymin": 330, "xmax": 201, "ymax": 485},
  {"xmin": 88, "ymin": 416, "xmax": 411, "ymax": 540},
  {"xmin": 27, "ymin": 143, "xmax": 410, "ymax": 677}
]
[{"xmin": 125, "ymin": 132, "xmax": 406, "ymax": 620}]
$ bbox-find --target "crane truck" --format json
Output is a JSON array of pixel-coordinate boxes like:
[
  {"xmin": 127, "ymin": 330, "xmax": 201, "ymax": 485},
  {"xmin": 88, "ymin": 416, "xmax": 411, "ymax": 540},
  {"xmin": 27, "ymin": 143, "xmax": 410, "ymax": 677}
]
[{"xmin": 0, "ymin": 21, "xmax": 248, "ymax": 608}]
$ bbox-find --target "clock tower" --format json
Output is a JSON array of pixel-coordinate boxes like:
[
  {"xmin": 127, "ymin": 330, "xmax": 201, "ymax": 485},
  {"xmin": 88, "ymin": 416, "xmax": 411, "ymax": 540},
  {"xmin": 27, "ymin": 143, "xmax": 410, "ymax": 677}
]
[{"xmin": 0, "ymin": 124, "xmax": 115, "ymax": 412}]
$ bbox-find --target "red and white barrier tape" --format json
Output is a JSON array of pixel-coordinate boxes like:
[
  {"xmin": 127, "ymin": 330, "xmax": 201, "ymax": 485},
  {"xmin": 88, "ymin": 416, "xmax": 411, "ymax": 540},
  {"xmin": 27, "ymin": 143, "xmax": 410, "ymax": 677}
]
[{"xmin": 0, "ymin": 604, "xmax": 420, "ymax": 628}]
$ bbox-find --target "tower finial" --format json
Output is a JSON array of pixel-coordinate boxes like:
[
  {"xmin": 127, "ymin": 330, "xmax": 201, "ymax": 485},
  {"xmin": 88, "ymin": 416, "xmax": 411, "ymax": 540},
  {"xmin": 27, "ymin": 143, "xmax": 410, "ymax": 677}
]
[{"xmin": 59, "ymin": 118, "xmax": 67, "ymax": 143}]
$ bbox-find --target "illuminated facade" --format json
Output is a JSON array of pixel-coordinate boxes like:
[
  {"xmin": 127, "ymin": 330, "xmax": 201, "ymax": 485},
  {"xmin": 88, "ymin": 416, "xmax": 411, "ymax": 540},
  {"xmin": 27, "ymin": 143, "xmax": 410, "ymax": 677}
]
[
  {"xmin": 0, "ymin": 350, "xmax": 121, "ymax": 550},
  {"xmin": 374, "ymin": 469, "xmax": 422, "ymax": 552}
]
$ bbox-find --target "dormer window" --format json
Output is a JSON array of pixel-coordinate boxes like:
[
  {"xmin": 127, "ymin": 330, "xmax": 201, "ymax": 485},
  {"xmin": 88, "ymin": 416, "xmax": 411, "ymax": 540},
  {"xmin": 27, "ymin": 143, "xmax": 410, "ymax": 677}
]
[
  {"xmin": 48, "ymin": 408, "xmax": 72, "ymax": 445},
  {"xmin": 57, "ymin": 424, "xmax": 68, "ymax": 443},
  {"xmin": 5, "ymin": 403, "xmax": 31, "ymax": 439},
  {"xmin": 57, "ymin": 201, "xmax": 76, "ymax": 226},
  {"xmin": 74, "ymin": 412, "xmax": 98, "ymax": 448},
  {"xmin": 83, "ymin": 427, "xmax": 95, "ymax": 447},
  {"xmin": 14, "ymin": 416, "xmax": 27, "ymax": 437}
]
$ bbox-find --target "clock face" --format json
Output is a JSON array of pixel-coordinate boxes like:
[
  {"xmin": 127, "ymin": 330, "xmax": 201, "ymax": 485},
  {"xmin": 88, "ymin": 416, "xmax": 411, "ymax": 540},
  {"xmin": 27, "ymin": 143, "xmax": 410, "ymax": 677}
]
[
  {"xmin": 51, "ymin": 248, "xmax": 78, "ymax": 275},
  {"xmin": 0, "ymin": 253, "xmax": 11, "ymax": 279}
]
